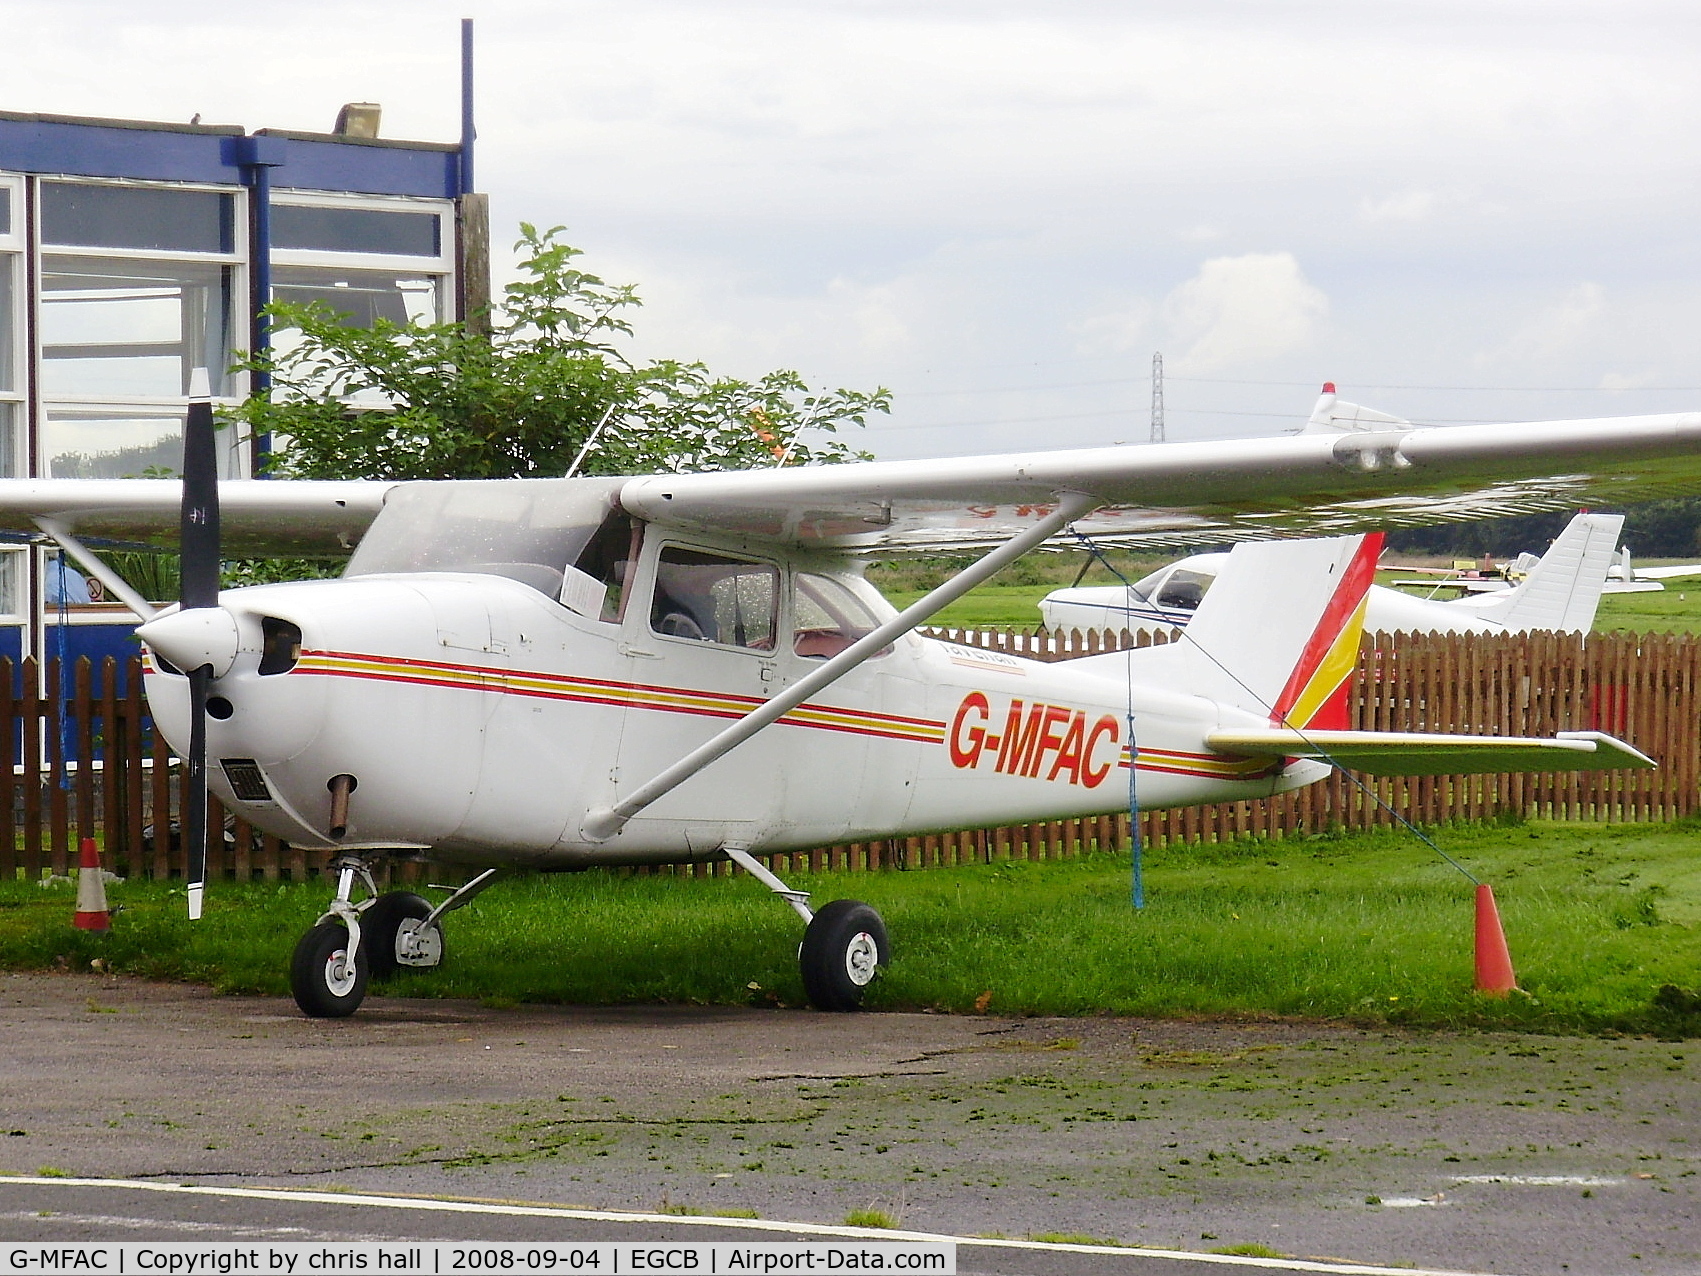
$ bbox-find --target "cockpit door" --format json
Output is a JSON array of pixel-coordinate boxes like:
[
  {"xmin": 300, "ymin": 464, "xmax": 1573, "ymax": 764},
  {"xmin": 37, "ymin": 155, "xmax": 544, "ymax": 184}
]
[{"xmin": 611, "ymin": 541, "xmax": 788, "ymax": 849}]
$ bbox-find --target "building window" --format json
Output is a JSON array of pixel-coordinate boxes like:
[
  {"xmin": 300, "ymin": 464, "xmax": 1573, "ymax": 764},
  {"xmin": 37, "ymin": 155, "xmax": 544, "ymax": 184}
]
[
  {"xmin": 270, "ymin": 192, "xmax": 452, "ymax": 331},
  {"xmin": 272, "ymin": 203, "xmax": 439, "ymax": 258},
  {"xmin": 270, "ymin": 265, "xmax": 441, "ymax": 328},
  {"xmin": 44, "ymin": 405, "xmax": 192, "ymax": 480},
  {"xmin": 35, "ymin": 178, "xmax": 245, "ymax": 481},
  {"xmin": 38, "ymin": 257, "xmax": 234, "ymax": 399},
  {"xmin": 0, "ymin": 548, "xmax": 23, "ymax": 620},
  {"xmin": 39, "ymin": 181, "xmax": 235, "ymax": 255}
]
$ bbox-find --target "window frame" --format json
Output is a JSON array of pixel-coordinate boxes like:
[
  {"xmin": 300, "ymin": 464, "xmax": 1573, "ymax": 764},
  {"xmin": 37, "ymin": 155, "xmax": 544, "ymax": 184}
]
[
  {"xmin": 269, "ymin": 190, "xmax": 454, "ymax": 279},
  {"xmin": 0, "ymin": 173, "xmax": 23, "ymax": 479}
]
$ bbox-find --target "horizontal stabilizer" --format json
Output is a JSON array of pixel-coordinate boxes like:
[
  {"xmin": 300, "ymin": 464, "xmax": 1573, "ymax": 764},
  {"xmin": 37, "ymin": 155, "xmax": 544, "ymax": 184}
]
[{"xmin": 1204, "ymin": 728, "xmax": 1655, "ymax": 776}]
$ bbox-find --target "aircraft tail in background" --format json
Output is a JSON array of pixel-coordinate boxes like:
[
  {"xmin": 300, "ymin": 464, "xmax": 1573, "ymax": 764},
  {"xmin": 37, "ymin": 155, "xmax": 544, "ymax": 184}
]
[{"xmin": 1467, "ymin": 512, "xmax": 1623, "ymax": 633}]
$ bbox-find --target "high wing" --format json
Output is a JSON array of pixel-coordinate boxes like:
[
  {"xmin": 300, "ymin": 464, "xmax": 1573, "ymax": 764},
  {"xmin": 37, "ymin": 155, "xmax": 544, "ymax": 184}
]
[
  {"xmin": 618, "ymin": 413, "xmax": 1701, "ymax": 554},
  {"xmin": 2, "ymin": 410, "xmax": 1701, "ymax": 558},
  {"xmin": 0, "ymin": 479, "xmax": 393, "ymax": 556}
]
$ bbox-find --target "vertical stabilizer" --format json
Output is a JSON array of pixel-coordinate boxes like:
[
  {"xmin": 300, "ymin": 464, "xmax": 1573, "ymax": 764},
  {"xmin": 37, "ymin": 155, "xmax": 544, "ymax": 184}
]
[
  {"xmin": 1300, "ymin": 385, "xmax": 1414, "ymax": 435},
  {"xmin": 1099, "ymin": 534, "xmax": 1381, "ymax": 729},
  {"xmin": 1470, "ymin": 513, "xmax": 1623, "ymax": 633}
]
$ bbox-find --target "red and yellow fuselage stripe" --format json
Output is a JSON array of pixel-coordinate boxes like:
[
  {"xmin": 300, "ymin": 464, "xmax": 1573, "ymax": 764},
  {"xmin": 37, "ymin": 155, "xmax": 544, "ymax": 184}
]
[
  {"xmin": 295, "ymin": 649, "xmax": 947, "ymax": 745},
  {"xmin": 1117, "ymin": 743, "xmax": 1276, "ymax": 780}
]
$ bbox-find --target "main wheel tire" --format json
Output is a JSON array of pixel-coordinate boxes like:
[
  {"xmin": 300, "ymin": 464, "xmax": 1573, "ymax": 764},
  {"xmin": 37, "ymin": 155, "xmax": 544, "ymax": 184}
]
[
  {"xmin": 362, "ymin": 892, "xmax": 442, "ymax": 979},
  {"xmin": 800, "ymin": 899, "xmax": 888, "ymax": 1011},
  {"xmin": 290, "ymin": 921, "xmax": 369, "ymax": 1018}
]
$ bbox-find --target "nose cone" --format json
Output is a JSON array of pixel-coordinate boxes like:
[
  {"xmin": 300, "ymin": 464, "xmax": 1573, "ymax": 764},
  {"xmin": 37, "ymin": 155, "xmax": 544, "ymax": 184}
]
[{"xmin": 138, "ymin": 607, "xmax": 241, "ymax": 677}]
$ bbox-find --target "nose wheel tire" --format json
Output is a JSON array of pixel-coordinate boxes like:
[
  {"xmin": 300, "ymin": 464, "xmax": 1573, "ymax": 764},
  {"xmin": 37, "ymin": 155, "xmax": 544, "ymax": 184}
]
[
  {"xmin": 363, "ymin": 891, "xmax": 444, "ymax": 979},
  {"xmin": 800, "ymin": 899, "xmax": 888, "ymax": 1011},
  {"xmin": 290, "ymin": 921, "xmax": 369, "ymax": 1018}
]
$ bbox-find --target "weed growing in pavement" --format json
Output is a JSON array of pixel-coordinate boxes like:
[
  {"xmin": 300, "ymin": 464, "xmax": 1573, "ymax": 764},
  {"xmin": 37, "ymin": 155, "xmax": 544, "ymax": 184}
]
[{"xmin": 843, "ymin": 1209, "xmax": 896, "ymax": 1229}]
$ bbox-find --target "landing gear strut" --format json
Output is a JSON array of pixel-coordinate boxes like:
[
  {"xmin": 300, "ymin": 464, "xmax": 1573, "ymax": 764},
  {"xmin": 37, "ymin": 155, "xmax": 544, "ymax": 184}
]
[
  {"xmin": 723, "ymin": 845, "xmax": 887, "ymax": 1011},
  {"xmin": 290, "ymin": 856, "xmax": 377, "ymax": 1018}
]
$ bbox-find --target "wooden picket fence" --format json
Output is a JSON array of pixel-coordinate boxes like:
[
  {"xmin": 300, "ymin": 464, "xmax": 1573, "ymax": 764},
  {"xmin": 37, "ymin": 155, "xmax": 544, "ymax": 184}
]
[{"xmin": 2, "ymin": 630, "xmax": 1697, "ymax": 885}]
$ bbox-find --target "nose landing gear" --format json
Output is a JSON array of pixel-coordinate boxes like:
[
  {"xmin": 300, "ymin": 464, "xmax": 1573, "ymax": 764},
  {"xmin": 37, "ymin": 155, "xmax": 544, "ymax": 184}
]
[{"xmin": 289, "ymin": 860, "xmax": 500, "ymax": 1018}]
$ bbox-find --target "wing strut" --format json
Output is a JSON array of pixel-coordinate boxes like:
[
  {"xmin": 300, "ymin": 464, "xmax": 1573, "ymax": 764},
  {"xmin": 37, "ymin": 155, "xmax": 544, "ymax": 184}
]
[
  {"xmin": 32, "ymin": 517, "xmax": 160, "ymax": 622},
  {"xmin": 579, "ymin": 490, "xmax": 1099, "ymax": 842}
]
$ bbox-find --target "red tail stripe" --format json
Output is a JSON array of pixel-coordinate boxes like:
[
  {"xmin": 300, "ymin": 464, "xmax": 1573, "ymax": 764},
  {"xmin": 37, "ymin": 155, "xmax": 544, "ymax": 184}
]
[{"xmin": 1270, "ymin": 533, "xmax": 1383, "ymax": 724}]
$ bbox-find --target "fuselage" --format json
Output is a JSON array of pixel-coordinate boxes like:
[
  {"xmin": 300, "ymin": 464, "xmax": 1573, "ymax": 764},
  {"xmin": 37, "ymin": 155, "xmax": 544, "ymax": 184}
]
[{"xmin": 141, "ymin": 486, "xmax": 1325, "ymax": 868}]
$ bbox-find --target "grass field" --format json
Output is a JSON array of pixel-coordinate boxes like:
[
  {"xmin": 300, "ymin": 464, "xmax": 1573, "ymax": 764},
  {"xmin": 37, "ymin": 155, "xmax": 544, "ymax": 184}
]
[
  {"xmin": 5, "ymin": 819, "xmax": 1698, "ymax": 1036},
  {"xmin": 872, "ymin": 554, "xmax": 1701, "ymax": 632}
]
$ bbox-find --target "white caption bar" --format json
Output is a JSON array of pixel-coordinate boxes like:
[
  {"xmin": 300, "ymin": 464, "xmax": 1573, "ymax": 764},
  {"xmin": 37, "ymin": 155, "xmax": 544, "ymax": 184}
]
[{"xmin": 2, "ymin": 1242, "xmax": 955, "ymax": 1276}]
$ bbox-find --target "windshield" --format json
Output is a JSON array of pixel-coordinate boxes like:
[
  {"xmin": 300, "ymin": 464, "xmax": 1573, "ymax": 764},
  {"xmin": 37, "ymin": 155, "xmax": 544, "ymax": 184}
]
[{"xmin": 346, "ymin": 478, "xmax": 625, "ymax": 597}]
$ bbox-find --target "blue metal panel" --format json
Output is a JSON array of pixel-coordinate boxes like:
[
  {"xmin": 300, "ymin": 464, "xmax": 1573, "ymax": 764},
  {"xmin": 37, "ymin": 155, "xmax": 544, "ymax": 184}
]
[
  {"xmin": 265, "ymin": 134, "xmax": 461, "ymax": 199},
  {"xmin": 0, "ymin": 114, "xmax": 460, "ymax": 199},
  {"xmin": 45, "ymin": 620, "xmax": 142, "ymax": 695},
  {"xmin": 0, "ymin": 116, "xmax": 239, "ymax": 185}
]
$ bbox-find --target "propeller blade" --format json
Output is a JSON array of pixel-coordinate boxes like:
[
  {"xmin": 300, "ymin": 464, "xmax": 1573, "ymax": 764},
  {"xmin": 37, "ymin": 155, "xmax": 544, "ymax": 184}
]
[
  {"xmin": 185, "ymin": 667, "xmax": 209, "ymax": 921},
  {"xmin": 181, "ymin": 370, "xmax": 221, "ymax": 610},
  {"xmin": 178, "ymin": 368, "xmax": 220, "ymax": 921}
]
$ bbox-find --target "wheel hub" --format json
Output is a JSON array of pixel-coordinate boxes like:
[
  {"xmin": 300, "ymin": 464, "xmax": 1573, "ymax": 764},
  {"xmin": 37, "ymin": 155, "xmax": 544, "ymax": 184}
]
[
  {"xmin": 322, "ymin": 947, "xmax": 358, "ymax": 997},
  {"xmin": 844, "ymin": 931, "xmax": 879, "ymax": 986},
  {"xmin": 396, "ymin": 918, "xmax": 444, "ymax": 967}
]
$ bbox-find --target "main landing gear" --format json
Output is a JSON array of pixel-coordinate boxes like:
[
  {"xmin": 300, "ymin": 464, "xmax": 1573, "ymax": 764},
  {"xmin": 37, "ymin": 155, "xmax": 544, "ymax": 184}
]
[
  {"xmin": 723, "ymin": 845, "xmax": 889, "ymax": 1011},
  {"xmin": 289, "ymin": 859, "xmax": 501, "ymax": 1018}
]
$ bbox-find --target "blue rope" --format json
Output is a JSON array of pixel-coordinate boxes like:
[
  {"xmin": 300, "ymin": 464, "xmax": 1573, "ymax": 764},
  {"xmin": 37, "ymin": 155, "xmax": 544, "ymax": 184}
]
[
  {"xmin": 54, "ymin": 555, "xmax": 71, "ymax": 791},
  {"xmin": 1066, "ymin": 529, "xmax": 1146, "ymax": 906}
]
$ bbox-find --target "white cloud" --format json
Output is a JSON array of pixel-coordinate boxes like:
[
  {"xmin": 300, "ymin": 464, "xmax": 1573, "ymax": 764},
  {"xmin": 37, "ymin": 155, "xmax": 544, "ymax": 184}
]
[
  {"xmin": 1359, "ymin": 191, "xmax": 1440, "ymax": 223},
  {"xmin": 1161, "ymin": 253, "xmax": 1329, "ymax": 374},
  {"xmin": 1482, "ymin": 282, "xmax": 1607, "ymax": 367},
  {"xmin": 1070, "ymin": 298, "xmax": 1155, "ymax": 357}
]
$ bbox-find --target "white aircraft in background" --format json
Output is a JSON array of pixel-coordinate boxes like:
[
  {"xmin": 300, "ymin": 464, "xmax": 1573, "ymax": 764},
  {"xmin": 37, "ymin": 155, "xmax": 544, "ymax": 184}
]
[
  {"xmin": 1042, "ymin": 511, "xmax": 1628, "ymax": 637},
  {"xmin": 4, "ymin": 378, "xmax": 1697, "ymax": 1018},
  {"xmin": 1603, "ymin": 549, "xmax": 1701, "ymax": 593}
]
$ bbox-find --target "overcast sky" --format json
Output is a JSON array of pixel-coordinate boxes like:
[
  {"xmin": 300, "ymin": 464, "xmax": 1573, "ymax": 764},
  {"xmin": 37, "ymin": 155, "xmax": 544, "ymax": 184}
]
[{"xmin": 6, "ymin": 0, "xmax": 1701, "ymax": 459}]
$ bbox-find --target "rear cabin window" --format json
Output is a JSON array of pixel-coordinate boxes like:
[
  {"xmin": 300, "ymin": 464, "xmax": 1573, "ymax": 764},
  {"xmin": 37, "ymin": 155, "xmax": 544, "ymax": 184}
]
[{"xmin": 793, "ymin": 573, "xmax": 882, "ymax": 659}]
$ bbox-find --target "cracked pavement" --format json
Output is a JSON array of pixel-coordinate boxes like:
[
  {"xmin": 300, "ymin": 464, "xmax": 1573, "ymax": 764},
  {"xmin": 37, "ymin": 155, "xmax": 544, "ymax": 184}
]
[{"xmin": 0, "ymin": 970, "xmax": 1697, "ymax": 1275}]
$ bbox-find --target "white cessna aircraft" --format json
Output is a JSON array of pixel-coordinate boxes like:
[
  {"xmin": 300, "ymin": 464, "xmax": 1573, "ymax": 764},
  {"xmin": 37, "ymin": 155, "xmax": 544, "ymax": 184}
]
[
  {"xmin": 1041, "ymin": 510, "xmax": 1628, "ymax": 637},
  {"xmin": 5, "ymin": 380, "xmax": 1698, "ymax": 1018}
]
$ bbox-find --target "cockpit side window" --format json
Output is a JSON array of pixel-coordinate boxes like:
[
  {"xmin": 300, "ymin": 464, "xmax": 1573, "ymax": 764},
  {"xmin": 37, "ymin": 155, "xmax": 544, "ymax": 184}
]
[
  {"xmin": 1156, "ymin": 568, "xmax": 1213, "ymax": 611},
  {"xmin": 793, "ymin": 573, "xmax": 884, "ymax": 659},
  {"xmin": 650, "ymin": 547, "xmax": 779, "ymax": 651}
]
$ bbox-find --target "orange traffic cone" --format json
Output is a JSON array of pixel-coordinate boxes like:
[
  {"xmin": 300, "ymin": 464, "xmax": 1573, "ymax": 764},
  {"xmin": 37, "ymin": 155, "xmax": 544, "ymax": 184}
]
[
  {"xmin": 73, "ymin": 839, "xmax": 110, "ymax": 932},
  {"xmin": 1473, "ymin": 883, "xmax": 1516, "ymax": 996}
]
